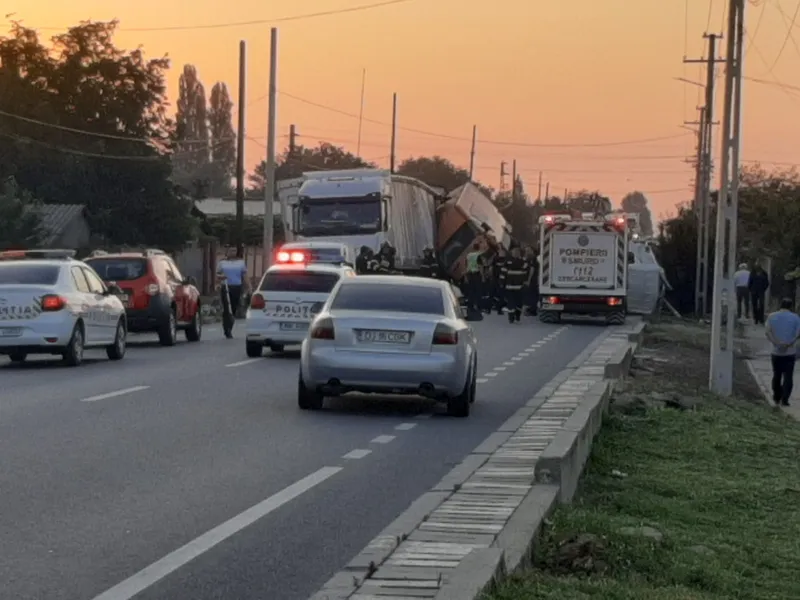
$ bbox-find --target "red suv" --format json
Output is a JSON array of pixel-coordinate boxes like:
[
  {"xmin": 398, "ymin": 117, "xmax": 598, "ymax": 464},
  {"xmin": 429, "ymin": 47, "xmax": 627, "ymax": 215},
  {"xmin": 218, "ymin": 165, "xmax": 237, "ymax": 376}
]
[{"xmin": 85, "ymin": 249, "xmax": 202, "ymax": 346}]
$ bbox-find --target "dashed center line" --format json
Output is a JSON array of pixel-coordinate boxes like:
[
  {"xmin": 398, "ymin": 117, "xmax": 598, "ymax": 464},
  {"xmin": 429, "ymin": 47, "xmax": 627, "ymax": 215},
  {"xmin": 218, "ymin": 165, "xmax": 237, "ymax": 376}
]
[
  {"xmin": 343, "ymin": 449, "xmax": 371, "ymax": 460},
  {"xmin": 476, "ymin": 378, "xmax": 489, "ymax": 384},
  {"xmin": 395, "ymin": 423, "xmax": 416, "ymax": 431},
  {"xmin": 503, "ymin": 361, "xmax": 515, "ymax": 366},
  {"xmin": 493, "ymin": 366, "xmax": 507, "ymax": 371},
  {"xmin": 225, "ymin": 358, "xmax": 261, "ymax": 368},
  {"xmin": 81, "ymin": 386, "xmax": 150, "ymax": 403},
  {"xmin": 484, "ymin": 372, "xmax": 499, "ymax": 378},
  {"xmin": 371, "ymin": 435, "xmax": 396, "ymax": 444}
]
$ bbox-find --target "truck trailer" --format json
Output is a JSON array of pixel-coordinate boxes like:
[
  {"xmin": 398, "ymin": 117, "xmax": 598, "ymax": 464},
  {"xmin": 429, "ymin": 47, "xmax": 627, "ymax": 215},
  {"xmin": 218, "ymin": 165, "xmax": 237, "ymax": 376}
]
[{"xmin": 537, "ymin": 213, "xmax": 629, "ymax": 325}]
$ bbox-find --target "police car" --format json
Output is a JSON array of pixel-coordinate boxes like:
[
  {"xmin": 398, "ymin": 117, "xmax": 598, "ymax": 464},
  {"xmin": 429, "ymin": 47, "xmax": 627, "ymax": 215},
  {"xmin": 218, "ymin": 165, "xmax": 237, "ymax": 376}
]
[
  {"xmin": 0, "ymin": 250, "xmax": 127, "ymax": 366},
  {"xmin": 245, "ymin": 251, "xmax": 355, "ymax": 357},
  {"xmin": 277, "ymin": 241, "xmax": 353, "ymax": 267}
]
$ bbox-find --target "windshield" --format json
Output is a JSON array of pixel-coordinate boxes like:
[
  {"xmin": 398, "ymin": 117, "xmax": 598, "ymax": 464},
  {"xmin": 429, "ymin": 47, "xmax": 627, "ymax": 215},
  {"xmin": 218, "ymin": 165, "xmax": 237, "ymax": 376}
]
[
  {"xmin": 85, "ymin": 258, "xmax": 147, "ymax": 281},
  {"xmin": 0, "ymin": 263, "xmax": 60, "ymax": 285},
  {"xmin": 259, "ymin": 271, "xmax": 341, "ymax": 293},
  {"xmin": 440, "ymin": 221, "xmax": 478, "ymax": 272},
  {"xmin": 331, "ymin": 283, "xmax": 445, "ymax": 315},
  {"xmin": 296, "ymin": 197, "xmax": 381, "ymax": 236}
]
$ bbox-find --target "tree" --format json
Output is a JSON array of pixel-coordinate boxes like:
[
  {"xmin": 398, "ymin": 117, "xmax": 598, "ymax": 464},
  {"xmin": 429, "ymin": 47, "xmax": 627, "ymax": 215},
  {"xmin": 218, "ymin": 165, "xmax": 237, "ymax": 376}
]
[
  {"xmin": 0, "ymin": 177, "xmax": 43, "ymax": 249},
  {"xmin": 0, "ymin": 21, "xmax": 196, "ymax": 250},
  {"xmin": 621, "ymin": 191, "xmax": 654, "ymax": 236},
  {"xmin": 495, "ymin": 176, "xmax": 536, "ymax": 244},
  {"xmin": 207, "ymin": 82, "xmax": 236, "ymax": 196},
  {"xmin": 396, "ymin": 156, "xmax": 494, "ymax": 197},
  {"xmin": 173, "ymin": 64, "xmax": 210, "ymax": 197},
  {"xmin": 250, "ymin": 142, "xmax": 376, "ymax": 194}
]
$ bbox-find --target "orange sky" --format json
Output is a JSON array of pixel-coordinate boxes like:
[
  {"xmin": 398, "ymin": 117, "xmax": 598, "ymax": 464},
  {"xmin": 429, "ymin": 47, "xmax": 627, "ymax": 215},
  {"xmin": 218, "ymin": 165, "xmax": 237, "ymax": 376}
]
[{"xmin": 7, "ymin": 0, "xmax": 800, "ymax": 220}]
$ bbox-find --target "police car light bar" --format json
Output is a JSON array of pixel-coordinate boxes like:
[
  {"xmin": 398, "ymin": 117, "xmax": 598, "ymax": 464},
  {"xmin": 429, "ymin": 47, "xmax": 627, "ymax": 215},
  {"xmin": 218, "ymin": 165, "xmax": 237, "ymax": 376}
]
[
  {"xmin": 276, "ymin": 250, "xmax": 306, "ymax": 263},
  {"xmin": 0, "ymin": 249, "xmax": 76, "ymax": 260}
]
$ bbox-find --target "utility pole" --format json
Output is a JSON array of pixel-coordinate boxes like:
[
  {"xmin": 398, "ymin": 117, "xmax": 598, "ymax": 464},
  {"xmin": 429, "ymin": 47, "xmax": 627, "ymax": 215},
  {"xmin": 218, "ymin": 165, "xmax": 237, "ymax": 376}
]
[
  {"xmin": 389, "ymin": 93, "xmax": 397, "ymax": 173},
  {"xmin": 710, "ymin": 0, "xmax": 746, "ymax": 395},
  {"xmin": 235, "ymin": 41, "xmax": 246, "ymax": 258},
  {"xmin": 468, "ymin": 125, "xmax": 477, "ymax": 181},
  {"xmin": 263, "ymin": 28, "xmax": 278, "ymax": 272},
  {"xmin": 357, "ymin": 68, "xmax": 366, "ymax": 156},
  {"xmin": 499, "ymin": 161, "xmax": 508, "ymax": 193},
  {"xmin": 685, "ymin": 33, "xmax": 723, "ymax": 317},
  {"xmin": 537, "ymin": 171, "xmax": 543, "ymax": 202},
  {"xmin": 512, "ymin": 160, "xmax": 517, "ymax": 203},
  {"xmin": 544, "ymin": 182, "xmax": 550, "ymax": 200},
  {"xmin": 288, "ymin": 124, "xmax": 297, "ymax": 157}
]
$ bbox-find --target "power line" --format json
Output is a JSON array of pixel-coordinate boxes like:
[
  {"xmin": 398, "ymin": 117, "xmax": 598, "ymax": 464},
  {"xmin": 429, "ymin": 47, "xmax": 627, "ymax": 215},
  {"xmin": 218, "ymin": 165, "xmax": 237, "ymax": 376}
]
[
  {"xmin": 36, "ymin": 0, "xmax": 416, "ymax": 32},
  {"xmin": 743, "ymin": 28, "xmax": 800, "ymax": 103},
  {"xmin": 773, "ymin": 0, "xmax": 800, "ymax": 62},
  {"xmin": 278, "ymin": 90, "xmax": 690, "ymax": 148},
  {"xmin": 0, "ymin": 107, "xmax": 232, "ymax": 144},
  {"xmin": 768, "ymin": 0, "xmax": 800, "ymax": 72}
]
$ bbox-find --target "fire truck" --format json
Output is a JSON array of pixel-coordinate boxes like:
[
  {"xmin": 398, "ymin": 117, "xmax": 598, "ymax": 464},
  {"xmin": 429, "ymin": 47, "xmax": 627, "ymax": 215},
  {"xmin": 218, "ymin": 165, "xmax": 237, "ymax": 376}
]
[{"xmin": 537, "ymin": 212, "xmax": 629, "ymax": 325}]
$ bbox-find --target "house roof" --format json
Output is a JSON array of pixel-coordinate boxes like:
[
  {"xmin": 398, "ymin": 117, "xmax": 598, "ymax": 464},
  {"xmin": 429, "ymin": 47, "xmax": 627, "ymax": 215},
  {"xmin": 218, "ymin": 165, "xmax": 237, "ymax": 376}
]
[{"xmin": 38, "ymin": 204, "xmax": 86, "ymax": 245}]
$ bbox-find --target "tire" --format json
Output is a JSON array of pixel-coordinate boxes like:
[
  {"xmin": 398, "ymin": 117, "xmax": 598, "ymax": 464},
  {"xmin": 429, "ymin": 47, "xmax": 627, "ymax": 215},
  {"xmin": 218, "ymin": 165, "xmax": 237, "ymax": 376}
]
[
  {"xmin": 447, "ymin": 369, "xmax": 473, "ymax": 417},
  {"xmin": 539, "ymin": 310, "xmax": 560, "ymax": 324},
  {"xmin": 185, "ymin": 309, "xmax": 202, "ymax": 342},
  {"xmin": 106, "ymin": 320, "xmax": 127, "ymax": 360},
  {"xmin": 268, "ymin": 343, "xmax": 285, "ymax": 353},
  {"xmin": 246, "ymin": 341, "xmax": 263, "ymax": 358},
  {"xmin": 606, "ymin": 311, "xmax": 626, "ymax": 325},
  {"xmin": 298, "ymin": 372, "xmax": 324, "ymax": 410},
  {"xmin": 469, "ymin": 357, "xmax": 478, "ymax": 404},
  {"xmin": 158, "ymin": 308, "xmax": 178, "ymax": 346},
  {"xmin": 8, "ymin": 351, "xmax": 27, "ymax": 363},
  {"xmin": 62, "ymin": 323, "xmax": 85, "ymax": 367}
]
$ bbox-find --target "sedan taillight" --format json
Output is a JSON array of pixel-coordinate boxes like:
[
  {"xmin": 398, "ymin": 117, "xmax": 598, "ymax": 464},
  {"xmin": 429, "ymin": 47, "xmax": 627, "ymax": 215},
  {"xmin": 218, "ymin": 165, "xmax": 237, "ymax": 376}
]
[
  {"xmin": 432, "ymin": 323, "xmax": 458, "ymax": 345},
  {"xmin": 250, "ymin": 294, "xmax": 266, "ymax": 309},
  {"xmin": 311, "ymin": 317, "xmax": 335, "ymax": 340}
]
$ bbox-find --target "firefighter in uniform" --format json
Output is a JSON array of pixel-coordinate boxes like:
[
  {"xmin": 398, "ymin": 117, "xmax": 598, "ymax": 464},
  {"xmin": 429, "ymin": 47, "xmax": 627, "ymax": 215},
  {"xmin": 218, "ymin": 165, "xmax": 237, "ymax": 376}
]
[
  {"xmin": 490, "ymin": 247, "xmax": 507, "ymax": 314},
  {"xmin": 376, "ymin": 241, "xmax": 396, "ymax": 273},
  {"xmin": 500, "ymin": 246, "xmax": 531, "ymax": 323},
  {"xmin": 356, "ymin": 246, "xmax": 373, "ymax": 274},
  {"xmin": 419, "ymin": 247, "xmax": 441, "ymax": 279}
]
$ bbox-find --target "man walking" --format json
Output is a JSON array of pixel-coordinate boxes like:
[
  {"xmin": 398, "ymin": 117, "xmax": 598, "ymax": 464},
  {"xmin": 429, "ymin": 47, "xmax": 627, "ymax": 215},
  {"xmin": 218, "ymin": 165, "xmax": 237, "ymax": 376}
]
[
  {"xmin": 749, "ymin": 264, "xmax": 770, "ymax": 325},
  {"xmin": 216, "ymin": 247, "xmax": 248, "ymax": 339},
  {"xmin": 734, "ymin": 262, "xmax": 750, "ymax": 319},
  {"xmin": 765, "ymin": 298, "xmax": 800, "ymax": 407}
]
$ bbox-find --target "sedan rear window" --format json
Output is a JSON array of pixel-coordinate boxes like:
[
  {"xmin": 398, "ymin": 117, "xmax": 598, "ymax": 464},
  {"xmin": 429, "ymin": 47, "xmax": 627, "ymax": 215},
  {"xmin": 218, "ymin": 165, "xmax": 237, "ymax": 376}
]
[
  {"xmin": 331, "ymin": 284, "xmax": 445, "ymax": 315},
  {"xmin": 260, "ymin": 271, "xmax": 340, "ymax": 293},
  {"xmin": 85, "ymin": 258, "xmax": 147, "ymax": 281},
  {"xmin": 0, "ymin": 264, "xmax": 60, "ymax": 285}
]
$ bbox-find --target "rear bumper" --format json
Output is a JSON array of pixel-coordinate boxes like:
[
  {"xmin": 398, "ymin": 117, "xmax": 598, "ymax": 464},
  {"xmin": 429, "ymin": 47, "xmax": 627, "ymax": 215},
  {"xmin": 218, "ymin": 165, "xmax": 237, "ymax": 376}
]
[
  {"xmin": 245, "ymin": 317, "xmax": 310, "ymax": 346},
  {"xmin": 540, "ymin": 295, "xmax": 626, "ymax": 315},
  {"xmin": 125, "ymin": 296, "xmax": 171, "ymax": 332},
  {"xmin": 0, "ymin": 322, "xmax": 75, "ymax": 354},
  {"xmin": 302, "ymin": 346, "xmax": 467, "ymax": 397}
]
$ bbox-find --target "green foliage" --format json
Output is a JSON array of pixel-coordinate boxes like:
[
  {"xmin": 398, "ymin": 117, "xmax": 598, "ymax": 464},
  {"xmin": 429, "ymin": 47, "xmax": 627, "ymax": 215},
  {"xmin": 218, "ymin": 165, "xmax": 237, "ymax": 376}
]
[
  {"xmin": 621, "ymin": 191, "xmax": 654, "ymax": 236},
  {"xmin": 207, "ymin": 82, "xmax": 236, "ymax": 196},
  {"xmin": 566, "ymin": 190, "xmax": 613, "ymax": 215},
  {"xmin": 0, "ymin": 177, "xmax": 43, "ymax": 249},
  {"xmin": 0, "ymin": 20, "xmax": 196, "ymax": 250},
  {"xmin": 172, "ymin": 64, "xmax": 210, "ymax": 196},
  {"xmin": 397, "ymin": 155, "xmax": 494, "ymax": 197}
]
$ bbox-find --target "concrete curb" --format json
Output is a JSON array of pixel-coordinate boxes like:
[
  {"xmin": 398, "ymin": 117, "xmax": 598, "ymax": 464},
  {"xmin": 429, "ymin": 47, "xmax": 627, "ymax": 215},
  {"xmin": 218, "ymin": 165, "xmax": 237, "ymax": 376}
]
[{"xmin": 310, "ymin": 320, "xmax": 643, "ymax": 600}]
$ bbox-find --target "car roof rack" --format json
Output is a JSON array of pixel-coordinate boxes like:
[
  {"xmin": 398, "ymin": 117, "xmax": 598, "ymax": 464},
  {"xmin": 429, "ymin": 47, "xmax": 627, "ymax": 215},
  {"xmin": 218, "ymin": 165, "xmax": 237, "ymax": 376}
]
[{"xmin": 0, "ymin": 249, "xmax": 76, "ymax": 261}]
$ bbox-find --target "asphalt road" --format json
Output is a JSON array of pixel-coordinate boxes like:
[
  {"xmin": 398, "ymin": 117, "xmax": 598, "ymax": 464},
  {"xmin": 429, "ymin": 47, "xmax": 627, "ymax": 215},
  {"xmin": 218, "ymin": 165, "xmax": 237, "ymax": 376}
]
[{"xmin": 0, "ymin": 315, "xmax": 607, "ymax": 600}]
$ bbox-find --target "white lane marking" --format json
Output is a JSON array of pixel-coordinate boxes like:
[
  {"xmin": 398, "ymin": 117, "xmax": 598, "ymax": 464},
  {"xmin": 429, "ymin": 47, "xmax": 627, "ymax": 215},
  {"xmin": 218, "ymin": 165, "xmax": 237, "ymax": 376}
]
[
  {"xmin": 81, "ymin": 386, "xmax": 150, "ymax": 403},
  {"xmin": 494, "ymin": 366, "xmax": 507, "ymax": 372},
  {"xmin": 225, "ymin": 358, "xmax": 261, "ymax": 368},
  {"xmin": 476, "ymin": 378, "xmax": 489, "ymax": 383},
  {"xmin": 395, "ymin": 422, "xmax": 417, "ymax": 431},
  {"xmin": 484, "ymin": 372, "xmax": 499, "ymax": 378},
  {"xmin": 503, "ymin": 361, "xmax": 515, "ymax": 366},
  {"xmin": 343, "ymin": 449, "xmax": 372, "ymax": 459},
  {"xmin": 371, "ymin": 435, "xmax": 396, "ymax": 444},
  {"xmin": 90, "ymin": 466, "xmax": 341, "ymax": 600},
  {"xmin": 517, "ymin": 352, "xmax": 530, "ymax": 357},
  {"xmin": 511, "ymin": 356, "xmax": 523, "ymax": 362}
]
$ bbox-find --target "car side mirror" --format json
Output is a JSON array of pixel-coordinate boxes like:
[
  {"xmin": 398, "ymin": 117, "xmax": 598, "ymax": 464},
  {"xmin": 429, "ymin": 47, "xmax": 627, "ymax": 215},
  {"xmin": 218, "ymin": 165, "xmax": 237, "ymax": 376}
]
[{"xmin": 106, "ymin": 283, "xmax": 123, "ymax": 296}]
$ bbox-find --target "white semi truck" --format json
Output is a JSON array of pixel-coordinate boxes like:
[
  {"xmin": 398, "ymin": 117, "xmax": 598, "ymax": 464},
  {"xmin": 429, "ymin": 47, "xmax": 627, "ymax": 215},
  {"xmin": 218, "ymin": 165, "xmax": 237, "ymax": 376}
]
[{"xmin": 537, "ymin": 213, "xmax": 629, "ymax": 325}]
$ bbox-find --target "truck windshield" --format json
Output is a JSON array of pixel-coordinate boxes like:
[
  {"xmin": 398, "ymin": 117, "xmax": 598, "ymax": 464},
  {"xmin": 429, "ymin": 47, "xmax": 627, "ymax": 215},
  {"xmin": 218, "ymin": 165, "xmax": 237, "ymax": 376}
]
[
  {"xmin": 296, "ymin": 197, "xmax": 381, "ymax": 236},
  {"xmin": 439, "ymin": 221, "xmax": 478, "ymax": 273}
]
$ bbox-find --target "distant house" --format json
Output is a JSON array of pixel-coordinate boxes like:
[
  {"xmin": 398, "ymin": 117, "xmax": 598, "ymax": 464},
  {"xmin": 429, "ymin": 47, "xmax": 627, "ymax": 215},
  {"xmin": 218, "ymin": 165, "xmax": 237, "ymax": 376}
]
[{"xmin": 37, "ymin": 204, "xmax": 91, "ymax": 248}]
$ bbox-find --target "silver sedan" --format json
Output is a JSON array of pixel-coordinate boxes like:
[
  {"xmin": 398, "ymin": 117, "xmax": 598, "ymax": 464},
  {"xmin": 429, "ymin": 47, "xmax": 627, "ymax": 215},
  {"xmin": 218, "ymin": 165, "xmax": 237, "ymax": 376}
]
[{"xmin": 298, "ymin": 275, "xmax": 478, "ymax": 417}]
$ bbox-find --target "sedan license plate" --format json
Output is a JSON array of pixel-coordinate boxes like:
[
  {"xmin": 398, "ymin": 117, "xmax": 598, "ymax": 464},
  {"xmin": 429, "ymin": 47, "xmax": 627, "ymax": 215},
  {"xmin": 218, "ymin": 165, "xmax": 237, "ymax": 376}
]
[
  {"xmin": 280, "ymin": 322, "xmax": 308, "ymax": 331},
  {"xmin": 356, "ymin": 329, "xmax": 411, "ymax": 344},
  {"xmin": 0, "ymin": 327, "xmax": 22, "ymax": 337}
]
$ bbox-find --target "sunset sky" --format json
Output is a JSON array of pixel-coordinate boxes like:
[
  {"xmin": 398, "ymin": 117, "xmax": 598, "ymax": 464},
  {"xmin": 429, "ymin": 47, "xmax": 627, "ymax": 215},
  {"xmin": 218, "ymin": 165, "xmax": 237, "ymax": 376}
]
[{"xmin": 6, "ymin": 0, "xmax": 800, "ymax": 219}]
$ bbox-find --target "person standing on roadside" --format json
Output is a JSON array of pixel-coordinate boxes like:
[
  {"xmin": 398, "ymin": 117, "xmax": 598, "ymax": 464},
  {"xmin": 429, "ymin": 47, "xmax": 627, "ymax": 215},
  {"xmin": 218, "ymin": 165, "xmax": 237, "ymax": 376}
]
[
  {"xmin": 216, "ymin": 247, "xmax": 248, "ymax": 339},
  {"xmin": 765, "ymin": 297, "xmax": 800, "ymax": 407},
  {"xmin": 500, "ymin": 246, "xmax": 531, "ymax": 323},
  {"xmin": 464, "ymin": 244, "xmax": 484, "ymax": 316},
  {"xmin": 734, "ymin": 262, "xmax": 751, "ymax": 320},
  {"xmin": 749, "ymin": 264, "xmax": 770, "ymax": 325}
]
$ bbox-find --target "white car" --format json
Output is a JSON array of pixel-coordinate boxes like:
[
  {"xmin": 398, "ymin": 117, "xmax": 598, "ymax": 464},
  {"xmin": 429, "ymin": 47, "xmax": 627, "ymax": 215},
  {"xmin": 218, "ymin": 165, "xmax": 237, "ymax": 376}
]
[
  {"xmin": 245, "ymin": 260, "xmax": 356, "ymax": 356},
  {"xmin": 299, "ymin": 275, "xmax": 478, "ymax": 417},
  {"xmin": 0, "ymin": 249, "xmax": 127, "ymax": 366},
  {"xmin": 277, "ymin": 241, "xmax": 353, "ymax": 267}
]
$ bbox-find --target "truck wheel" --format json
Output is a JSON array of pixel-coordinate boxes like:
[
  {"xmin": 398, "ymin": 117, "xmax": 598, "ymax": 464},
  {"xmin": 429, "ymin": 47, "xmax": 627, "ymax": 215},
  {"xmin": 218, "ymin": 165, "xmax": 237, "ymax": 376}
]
[
  {"xmin": 539, "ymin": 311, "xmax": 560, "ymax": 324},
  {"xmin": 606, "ymin": 311, "xmax": 626, "ymax": 325}
]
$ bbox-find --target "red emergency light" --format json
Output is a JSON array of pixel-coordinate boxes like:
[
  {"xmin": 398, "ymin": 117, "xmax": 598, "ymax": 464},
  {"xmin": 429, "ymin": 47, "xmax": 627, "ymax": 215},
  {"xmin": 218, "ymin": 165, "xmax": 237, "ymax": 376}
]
[{"xmin": 276, "ymin": 250, "xmax": 307, "ymax": 263}]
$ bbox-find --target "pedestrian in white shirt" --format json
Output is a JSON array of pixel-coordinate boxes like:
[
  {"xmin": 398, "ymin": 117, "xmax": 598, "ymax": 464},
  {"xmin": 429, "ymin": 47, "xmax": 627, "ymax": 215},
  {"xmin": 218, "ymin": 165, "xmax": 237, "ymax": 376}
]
[{"xmin": 734, "ymin": 262, "xmax": 750, "ymax": 320}]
